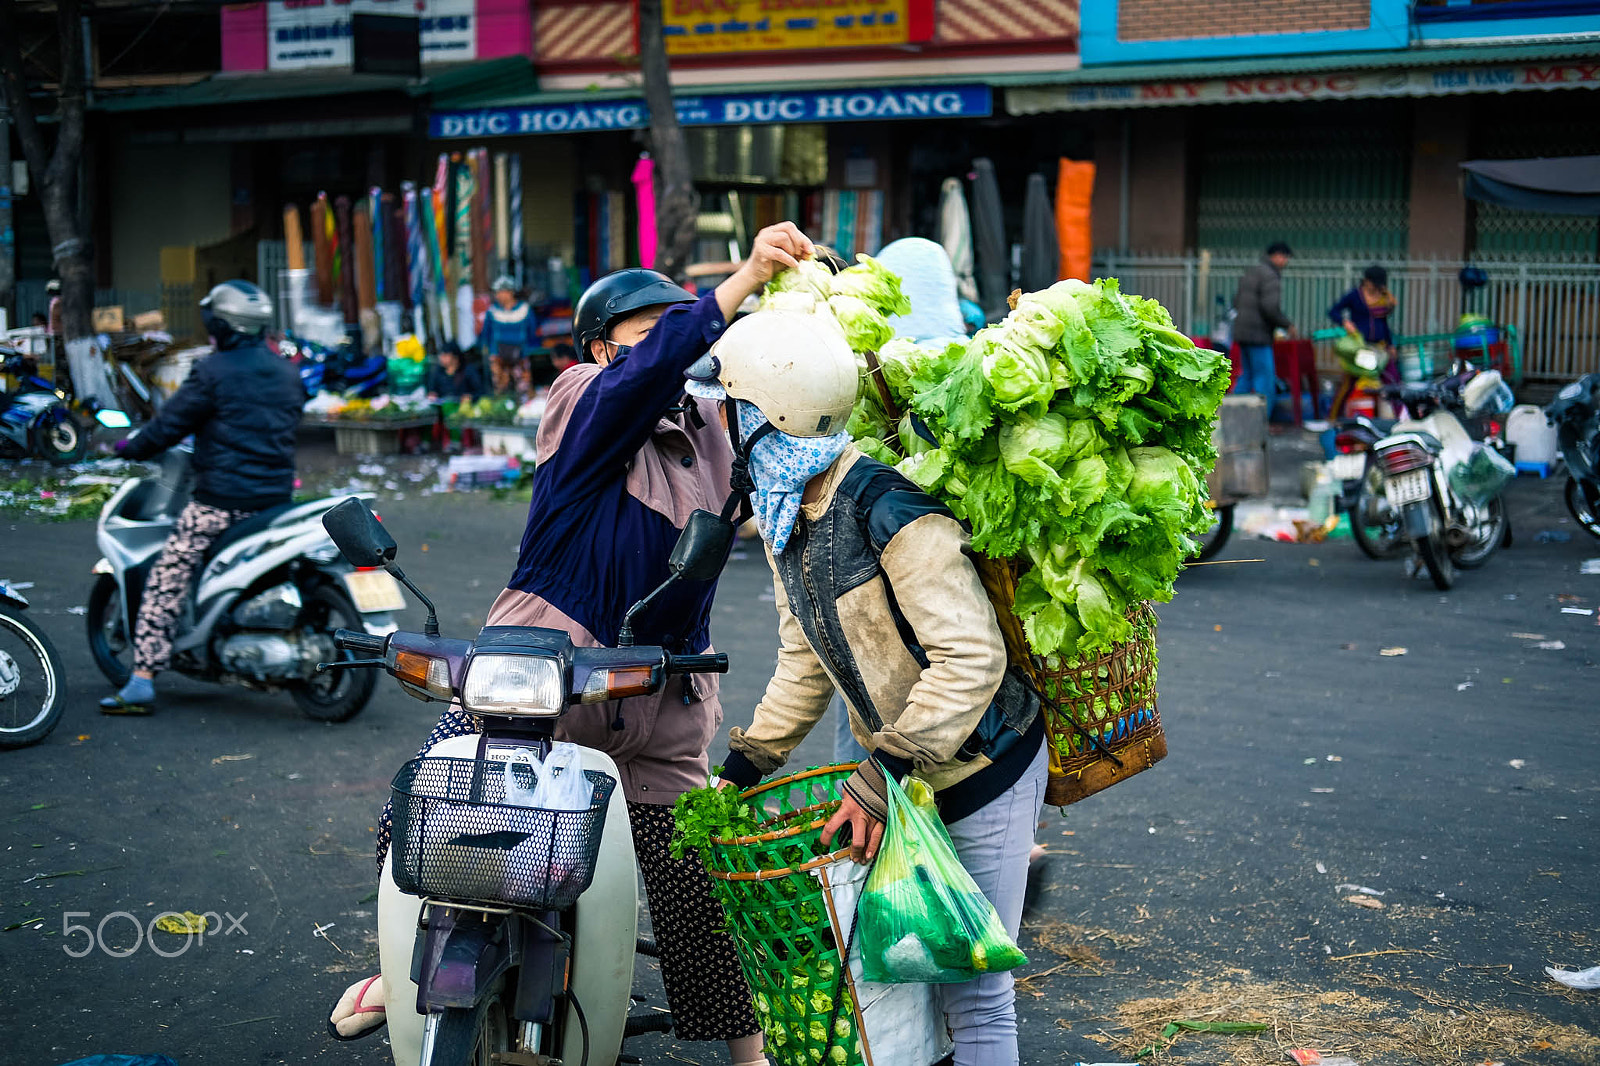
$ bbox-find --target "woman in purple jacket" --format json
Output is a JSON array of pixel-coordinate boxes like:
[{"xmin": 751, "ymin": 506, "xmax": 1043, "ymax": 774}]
[{"xmin": 331, "ymin": 225, "xmax": 813, "ymax": 1066}]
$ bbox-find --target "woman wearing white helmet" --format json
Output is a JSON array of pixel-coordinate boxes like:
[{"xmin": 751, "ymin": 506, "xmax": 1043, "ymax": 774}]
[{"xmin": 689, "ymin": 308, "xmax": 1047, "ymax": 1066}]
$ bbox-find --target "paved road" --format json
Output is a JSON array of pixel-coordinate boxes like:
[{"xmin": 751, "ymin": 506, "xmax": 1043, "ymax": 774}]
[{"xmin": 1, "ymin": 467, "xmax": 1595, "ymax": 1066}]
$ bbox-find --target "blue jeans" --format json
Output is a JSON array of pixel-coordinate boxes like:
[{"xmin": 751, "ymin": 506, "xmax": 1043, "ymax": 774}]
[
  {"xmin": 1234, "ymin": 344, "xmax": 1276, "ymax": 398},
  {"xmin": 939, "ymin": 740, "xmax": 1049, "ymax": 1066},
  {"xmin": 831, "ymin": 693, "xmax": 870, "ymax": 763}
]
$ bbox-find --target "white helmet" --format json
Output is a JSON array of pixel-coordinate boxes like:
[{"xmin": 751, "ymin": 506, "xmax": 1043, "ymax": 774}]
[{"xmin": 692, "ymin": 311, "xmax": 859, "ymax": 437}]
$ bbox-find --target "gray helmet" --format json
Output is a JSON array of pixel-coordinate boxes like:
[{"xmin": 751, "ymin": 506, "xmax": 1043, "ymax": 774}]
[{"xmin": 199, "ymin": 280, "xmax": 273, "ymax": 338}]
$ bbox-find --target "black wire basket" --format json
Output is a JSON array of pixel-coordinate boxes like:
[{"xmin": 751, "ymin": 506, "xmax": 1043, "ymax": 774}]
[{"xmin": 389, "ymin": 755, "xmax": 615, "ymax": 910}]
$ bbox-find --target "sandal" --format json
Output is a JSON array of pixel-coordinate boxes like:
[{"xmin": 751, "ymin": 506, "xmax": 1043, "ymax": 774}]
[
  {"xmin": 98, "ymin": 695, "xmax": 152, "ymax": 716},
  {"xmin": 328, "ymin": 974, "xmax": 387, "ymax": 1041}
]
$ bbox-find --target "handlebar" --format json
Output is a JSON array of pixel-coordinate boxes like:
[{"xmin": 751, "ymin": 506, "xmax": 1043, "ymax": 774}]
[
  {"xmin": 666, "ymin": 652, "xmax": 730, "ymax": 675},
  {"xmin": 334, "ymin": 628, "xmax": 387, "ymax": 656}
]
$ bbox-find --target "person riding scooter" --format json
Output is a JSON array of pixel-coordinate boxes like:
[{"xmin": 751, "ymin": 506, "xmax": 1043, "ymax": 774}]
[
  {"xmin": 330, "ymin": 223, "xmax": 815, "ymax": 1066},
  {"xmin": 99, "ymin": 280, "xmax": 305, "ymax": 714},
  {"xmin": 689, "ymin": 309, "xmax": 1047, "ymax": 1066}
]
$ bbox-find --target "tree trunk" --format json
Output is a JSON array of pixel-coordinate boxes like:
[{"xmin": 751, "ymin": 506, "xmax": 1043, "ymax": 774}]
[
  {"xmin": 636, "ymin": 0, "xmax": 697, "ymax": 282},
  {"xmin": 0, "ymin": 0, "xmax": 115, "ymax": 405}
]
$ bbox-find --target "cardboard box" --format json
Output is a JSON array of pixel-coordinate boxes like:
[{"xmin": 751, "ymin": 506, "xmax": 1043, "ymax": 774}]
[
  {"xmin": 91, "ymin": 306, "xmax": 125, "ymax": 333},
  {"xmin": 132, "ymin": 309, "xmax": 166, "ymax": 332}
]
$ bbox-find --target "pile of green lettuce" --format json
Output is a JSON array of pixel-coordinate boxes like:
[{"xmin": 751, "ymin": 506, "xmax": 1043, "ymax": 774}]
[
  {"xmin": 758, "ymin": 253, "xmax": 911, "ymax": 355},
  {"xmin": 840, "ymin": 277, "xmax": 1231, "ymax": 659}
]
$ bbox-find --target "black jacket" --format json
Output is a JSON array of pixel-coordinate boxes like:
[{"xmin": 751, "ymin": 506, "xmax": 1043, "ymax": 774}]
[
  {"xmin": 1232, "ymin": 258, "xmax": 1293, "ymax": 347},
  {"xmin": 426, "ymin": 361, "xmax": 485, "ymax": 400},
  {"xmin": 124, "ymin": 338, "xmax": 305, "ymax": 511}
]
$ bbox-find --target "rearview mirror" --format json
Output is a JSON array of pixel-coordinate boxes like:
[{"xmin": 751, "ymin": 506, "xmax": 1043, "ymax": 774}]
[
  {"xmin": 322, "ymin": 497, "xmax": 397, "ymax": 569},
  {"xmin": 669, "ymin": 509, "xmax": 735, "ymax": 583}
]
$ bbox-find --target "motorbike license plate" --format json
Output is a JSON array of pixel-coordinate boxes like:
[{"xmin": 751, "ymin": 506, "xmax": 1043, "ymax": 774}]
[
  {"xmin": 1330, "ymin": 454, "xmax": 1367, "ymax": 482},
  {"xmin": 342, "ymin": 570, "xmax": 406, "ymax": 613},
  {"xmin": 1384, "ymin": 469, "xmax": 1432, "ymax": 507}
]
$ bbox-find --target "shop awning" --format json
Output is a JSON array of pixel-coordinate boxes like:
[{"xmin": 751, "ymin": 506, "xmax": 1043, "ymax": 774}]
[
  {"xmin": 1005, "ymin": 40, "xmax": 1600, "ymax": 114},
  {"xmin": 94, "ymin": 56, "xmax": 534, "ymax": 113},
  {"xmin": 1462, "ymin": 156, "xmax": 1600, "ymax": 217}
]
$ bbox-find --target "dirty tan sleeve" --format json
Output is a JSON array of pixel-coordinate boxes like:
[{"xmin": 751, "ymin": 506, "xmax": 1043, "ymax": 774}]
[
  {"xmin": 871, "ymin": 513, "xmax": 1007, "ymax": 769},
  {"xmin": 727, "ymin": 557, "xmax": 837, "ymax": 773}
]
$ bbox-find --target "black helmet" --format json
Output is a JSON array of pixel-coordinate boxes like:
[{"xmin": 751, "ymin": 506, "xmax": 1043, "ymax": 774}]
[
  {"xmin": 572, "ymin": 268, "xmax": 694, "ymax": 361},
  {"xmin": 200, "ymin": 279, "xmax": 273, "ymax": 347}
]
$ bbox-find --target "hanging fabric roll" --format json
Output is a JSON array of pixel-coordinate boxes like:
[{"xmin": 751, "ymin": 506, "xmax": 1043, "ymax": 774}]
[
  {"xmin": 383, "ymin": 191, "xmax": 408, "ymax": 308},
  {"xmin": 369, "ymin": 188, "xmax": 385, "ymax": 303},
  {"xmin": 937, "ymin": 177, "xmax": 978, "ymax": 304},
  {"xmin": 1055, "ymin": 159, "xmax": 1097, "ymax": 284},
  {"xmin": 454, "ymin": 157, "xmax": 477, "ymax": 349},
  {"xmin": 607, "ymin": 190, "xmax": 626, "ymax": 272},
  {"xmin": 1019, "ymin": 172, "xmax": 1060, "ymax": 293},
  {"xmin": 334, "ymin": 195, "xmax": 359, "ymax": 325},
  {"xmin": 312, "ymin": 194, "xmax": 334, "ymax": 306},
  {"xmin": 632, "ymin": 155, "xmax": 658, "ymax": 271},
  {"xmin": 508, "ymin": 153, "xmax": 523, "ymax": 285},
  {"xmin": 969, "ymin": 157, "xmax": 1010, "ymax": 323},
  {"xmin": 493, "ymin": 153, "xmax": 511, "ymax": 279}
]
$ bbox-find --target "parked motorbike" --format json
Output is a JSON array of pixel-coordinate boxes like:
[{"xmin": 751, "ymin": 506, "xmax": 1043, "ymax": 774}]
[
  {"xmin": 1334, "ymin": 365, "xmax": 1512, "ymax": 561},
  {"xmin": 1544, "ymin": 372, "xmax": 1600, "ymax": 542},
  {"xmin": 85, "ymin": 445, "xmax": 398, "ymax": 720},
  {"xmin": 1, "ymin": 350, "xmax": 130, "ymax": 463},
  {"xmin": 1371, "ymin": 370, "xmax": 1515, "ymax": 590},
  {"xmin": 316, "ymin": 497, "xmax": 734, "ymax": 1066},
  {"xmin": 0, "ymin": 579, "xmax": 67, "ymax": 749}
]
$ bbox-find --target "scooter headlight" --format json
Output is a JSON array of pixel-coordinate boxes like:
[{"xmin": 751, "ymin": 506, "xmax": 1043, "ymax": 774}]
[
  {"xmin": 95, "ymin": 408, "xmax": 132, "ymax": 429},
  {"xmin": 461, "ymin": 654, "xmax": 564, "ymax": 716}
]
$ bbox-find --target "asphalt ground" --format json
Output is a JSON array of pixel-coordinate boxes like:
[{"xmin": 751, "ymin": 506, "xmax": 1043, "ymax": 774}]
[{"xmin": 0, "ymin": 442, "xmax": 1595, "ymax": 1066}]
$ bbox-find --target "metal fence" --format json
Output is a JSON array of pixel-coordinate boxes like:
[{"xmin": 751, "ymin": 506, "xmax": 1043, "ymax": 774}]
[{"xmin": 1091, "ymin": 255, "xmax": 1600, "ymax": 383}]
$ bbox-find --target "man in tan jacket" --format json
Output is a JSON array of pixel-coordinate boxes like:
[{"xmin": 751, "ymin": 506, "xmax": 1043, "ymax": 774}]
[{"xmin": 692, "ymin": 309, "xmax": 1047, "ymax": 1066}]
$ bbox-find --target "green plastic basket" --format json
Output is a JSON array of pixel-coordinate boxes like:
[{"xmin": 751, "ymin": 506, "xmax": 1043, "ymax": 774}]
[{"xmin": 704, "ymin": 765, "xmax": 867, "ymax": 1066}]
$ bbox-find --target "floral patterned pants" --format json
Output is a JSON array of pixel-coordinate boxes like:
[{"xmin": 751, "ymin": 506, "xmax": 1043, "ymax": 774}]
[{"xmin": 133, "ymin": 501, "xmax": 254, "ymax": 674}]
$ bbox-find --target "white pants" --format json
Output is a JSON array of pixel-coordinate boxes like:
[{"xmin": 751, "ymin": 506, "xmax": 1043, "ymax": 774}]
[{"xmin": 938, "ymin": 740, "xmax": 1049, "ymax": 1066}]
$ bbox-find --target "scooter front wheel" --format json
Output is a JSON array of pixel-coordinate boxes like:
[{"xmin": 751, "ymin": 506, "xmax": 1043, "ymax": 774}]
[
  {"xmin": 0, "ymin": 606, "xmax": 66, "ymax": 749},
  {"xmin": 1566, "ymin": 477, "xmax": 1600, "ymax": 542},
  {"xmin": 421, "ymin": 986, "xmax": 515, "ymax": 1066},
  {"xmin": 1191, "ymin": 504, "xmax": 1235, "ymax": 563},
  {"xmin": 1408, "ymin": 502, "xmax": 1455, "ymax": 591},
  {"xmin": 86, "ymin": 575, "xmax": 133, "ymax": 686}
]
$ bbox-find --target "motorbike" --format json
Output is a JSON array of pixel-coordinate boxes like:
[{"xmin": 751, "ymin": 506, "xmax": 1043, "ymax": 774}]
[
  {"xmin": 316, "ymin": 497, "xmax": 734, "ymax": 1066},
  {"xmin": 1333, "ymin": 365, "xmax": 1513, "ymax": 561},
  {"xmin": 1, "ymin": 350, "xmax": 130, "ymax": 463},
  {"xmin": 1370, "ymin": 369, "xmax": 1515, "ymax": 590},
  {"xmin": 0, "ymin": 579, "xmax": 67, "ymax": 749},
  {"xmin": 85, "ymin": 445, "xmax": 399, "ymax": 720},
  {"xmin": 1544, "ymin": 372, "xmax": 1600, "ymax": 542}
]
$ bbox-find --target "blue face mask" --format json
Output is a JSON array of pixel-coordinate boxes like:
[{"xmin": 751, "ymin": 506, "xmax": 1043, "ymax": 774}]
[{"xmin": 735, "ymin": 400, "xmax": 851, "ymax": 553}]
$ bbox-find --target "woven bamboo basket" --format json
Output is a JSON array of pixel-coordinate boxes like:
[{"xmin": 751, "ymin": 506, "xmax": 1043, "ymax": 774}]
[
  {"xmin": 702, "ymin": 766, "xmax": 866, "ymax": 1066},
  {"xmin": 974, "ymin": 556, "xmax": 1165, "ymax": 807}
]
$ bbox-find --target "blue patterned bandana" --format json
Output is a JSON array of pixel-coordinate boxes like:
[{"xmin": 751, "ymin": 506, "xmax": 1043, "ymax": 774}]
[{"xmin": 737, "ymin": 400, "xmax": 851, "ymax": 553}]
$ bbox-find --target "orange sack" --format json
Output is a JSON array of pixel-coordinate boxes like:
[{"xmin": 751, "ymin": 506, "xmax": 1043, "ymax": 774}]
[{"xmin": 1056, "ymin": 159, "xmax": 1096, "ymax": 283}]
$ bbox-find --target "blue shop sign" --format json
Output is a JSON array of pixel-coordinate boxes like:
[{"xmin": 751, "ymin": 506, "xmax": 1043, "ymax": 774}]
[{"xmin": 430, "ymin": 84, "xmax": 991, "ymax": 138}]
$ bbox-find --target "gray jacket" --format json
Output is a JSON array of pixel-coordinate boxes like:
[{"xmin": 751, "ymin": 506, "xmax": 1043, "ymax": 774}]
[{"xmin": 1233, "ymin": 258, "xmax": 1292, "ymax": 346}]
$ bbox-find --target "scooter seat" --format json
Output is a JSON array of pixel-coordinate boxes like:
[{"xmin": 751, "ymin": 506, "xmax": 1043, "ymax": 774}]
[{"xmin": 203, "ymin": 502, "xmax": 298, "ymax": 564}]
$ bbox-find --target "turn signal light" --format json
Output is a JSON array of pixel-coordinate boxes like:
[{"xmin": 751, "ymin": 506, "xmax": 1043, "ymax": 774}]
[
  {"xmin": 394, "ymin": 650, "xmax": 453, "ymax": 699},
  {"xmin": 580, "ymin": 666, "xmax": 657, "ymax": 704}
]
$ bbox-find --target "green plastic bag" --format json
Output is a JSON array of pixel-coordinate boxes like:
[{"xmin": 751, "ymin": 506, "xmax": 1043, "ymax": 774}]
[{"xmin": 857, "ymin": 775, "xmax": 1027, "ymax": 984}]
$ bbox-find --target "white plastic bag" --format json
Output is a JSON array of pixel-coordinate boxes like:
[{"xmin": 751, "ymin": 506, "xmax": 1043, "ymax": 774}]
[
  {"xmin": 500, "ymin": 744, "xmax": 592, "ymax": 900},
  {"xmin": 530, "ymin": 743, "xmax": 592, "ymax": 812},
  {"xmin": 813, "ymin": 858, "xmax": 952, "ymax": 1066}
]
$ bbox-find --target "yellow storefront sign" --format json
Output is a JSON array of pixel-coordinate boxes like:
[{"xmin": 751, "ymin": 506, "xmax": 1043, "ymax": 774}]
[{"xmin": 665, "ymin": 0, "xmax": 912, "ymax": 55}]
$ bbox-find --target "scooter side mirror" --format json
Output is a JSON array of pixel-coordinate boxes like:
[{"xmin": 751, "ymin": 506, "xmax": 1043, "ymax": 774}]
[
  {"xmin": 669, "ymin": 509, "xmax": 735, "ymax": 582},
  {"xmin": 322, "ymin": 497, "xmax": 398, "ymax": 569}
]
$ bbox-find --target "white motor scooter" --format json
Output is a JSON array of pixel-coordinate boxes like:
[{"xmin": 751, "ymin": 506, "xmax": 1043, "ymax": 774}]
[
  {"xmin": 319, "ymin": 497, "xmax": 734, "ymax": 1066},
  {"xmin": 87, "ymin": 444, "xmax": 400, "ymax": 720}
]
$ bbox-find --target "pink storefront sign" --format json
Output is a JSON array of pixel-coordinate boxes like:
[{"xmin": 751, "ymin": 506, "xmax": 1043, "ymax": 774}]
[{"xmin": 221, "ymin": 0, "xmax": 530, "ymax": 73}]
